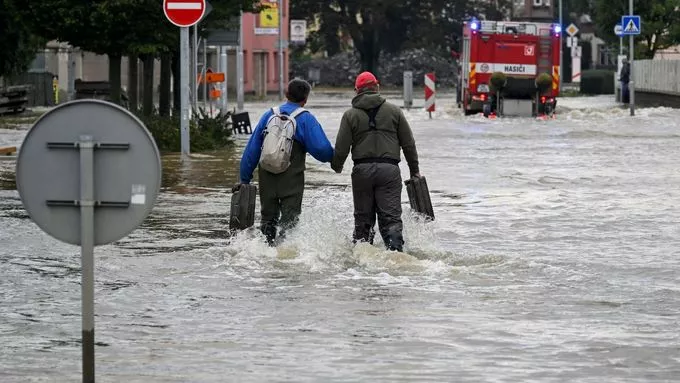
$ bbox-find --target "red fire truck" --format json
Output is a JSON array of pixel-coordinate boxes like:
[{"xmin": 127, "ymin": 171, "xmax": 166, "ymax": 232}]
[{"xmin": 458, "ymin": 19, "xmax": 561, "ymax": 117}]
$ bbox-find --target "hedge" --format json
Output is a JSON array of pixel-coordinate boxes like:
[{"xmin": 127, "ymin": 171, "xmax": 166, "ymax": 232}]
[{"xmin": 579, "ymin": 70, "xmax": 615, "ymax": 95}]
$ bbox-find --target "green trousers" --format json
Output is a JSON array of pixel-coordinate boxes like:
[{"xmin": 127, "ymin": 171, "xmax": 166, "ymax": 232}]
[{"xmin": 258, "ymin": 168, "xmax": 304, "ymax": 246}]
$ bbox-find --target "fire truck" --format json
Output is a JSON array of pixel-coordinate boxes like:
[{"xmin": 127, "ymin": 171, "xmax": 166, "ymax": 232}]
[{"xmin": 458, "ymin": 19, "xmax": 561, "ymax": 117}]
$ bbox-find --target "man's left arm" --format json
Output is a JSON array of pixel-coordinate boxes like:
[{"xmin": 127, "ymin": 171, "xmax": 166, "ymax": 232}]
[{"xmin": 301, "ymin": 113, "xmax": 334, "ymax": 163}]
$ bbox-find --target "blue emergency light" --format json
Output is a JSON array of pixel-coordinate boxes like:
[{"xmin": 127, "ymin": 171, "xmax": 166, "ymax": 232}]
[
  {"xmin": 469, "ymin": 18, "xmax": 480, "ymax": 31},
  {"xmin": 553, "ymin": 24, "xmax": 562, "ymax": 34}
]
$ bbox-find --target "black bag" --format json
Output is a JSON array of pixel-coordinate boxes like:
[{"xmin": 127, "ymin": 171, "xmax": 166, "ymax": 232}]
[
  {"xmin": 229, "ymin": 184, "xmax": 257, "ymax": 231},
  {"xmin": 404, "ymin": 176, "xmax": 435, "ymax": 221}
]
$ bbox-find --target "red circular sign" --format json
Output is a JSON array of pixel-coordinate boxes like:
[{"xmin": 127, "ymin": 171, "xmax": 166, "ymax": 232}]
[{"xmin": 163, "ymin": 0, "xmax": 205, "ymax": 27}]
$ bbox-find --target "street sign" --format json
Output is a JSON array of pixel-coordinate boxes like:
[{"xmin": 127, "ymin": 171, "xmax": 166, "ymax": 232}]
[
  {"xmin": 16, "ymin": 100, "xmax": 162, "ymax": 246},
  {"xmin": 424, "ymin": 72, "xmax": 435, "ymax": 116},
  {"xmin": 163, "ymin": 0, "xmax": 206, "ymax": 28},
  {"xmin": 566, "ymin": 23, "xmax": 579, "ymax": 37},
  {"xmin": 198, "ymin": 0, "xmax": 212, "ymax": 23},
  {"xmin": 290, "ymin": 20, "xmax": 307, "ymax": 43},
  {"xmin": 614, "ymin": 23, "xmax": 624, "ymax": 37},
  {"xmin": 15, "ymin": 99, "xmax": 161, "ymax": 382},
  {"xmin": 566, "ymin": 36, "xmax": 578, "ymax": 48},
  {"xmin": 621, "ymin": 15, "xmax": 641, "ymax": 35}
]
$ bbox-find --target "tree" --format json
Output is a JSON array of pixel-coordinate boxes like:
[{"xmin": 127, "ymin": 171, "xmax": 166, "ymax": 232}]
[
  {"xmin": 0, "ymin": 0, "xmax": 45, "ymax": 79},
  {"xmin": 594, "ymin": 0, "xmax": 680, "ymax": 59},
  {"xmin": 11, "ymin": 0, "xmax": 259, "ymax": 105}
]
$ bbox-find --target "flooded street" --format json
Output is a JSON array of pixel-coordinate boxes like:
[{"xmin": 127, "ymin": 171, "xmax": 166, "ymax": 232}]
[{"xmin": 2, "ymin": 92, "xmax": 680, "ymax": 382}]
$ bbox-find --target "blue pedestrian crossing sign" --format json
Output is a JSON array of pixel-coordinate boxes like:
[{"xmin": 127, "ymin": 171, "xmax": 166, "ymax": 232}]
[{"xmin": 621, "ymin": 15, "xmax": 641, "ymax": 35}]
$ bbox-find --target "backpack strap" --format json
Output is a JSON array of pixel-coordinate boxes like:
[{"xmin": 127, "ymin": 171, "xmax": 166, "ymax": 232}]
[
  {"xmin": 358, "ymin": 100, "xmax": 386, "ymax": 130},
  {"xmin": 272, "ymin": 106, "xmax": 280, "ymax": 116},
  {"xmin": 289, "ymin": 107, "xmax": 307, "ymax": 119}
]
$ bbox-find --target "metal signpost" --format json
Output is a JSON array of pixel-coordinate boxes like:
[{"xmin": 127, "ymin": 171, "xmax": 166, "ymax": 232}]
[
  {"xmin": 163, "ymin": 0, "xmax": 206, "ymax": 155},
  {"xmin": 558, "ymin": 0, "xmax": 563, "ymax": 94},
  {"xmin": 614, "ymin": 23, "xmax": 624, "ymax": 55},
  {"xmin": 621, "ymin": 13, "xmax": 641, "ymax": 116},
  {"xmin": 15, "ymin": 100, "xmax": 162, "ymax": 383},
  {"xmin": 220, "ymin": 47, "xmax": 228, "ymax": 114},
  {"xmin": 566, "ymin": 23, "xmax": 581, "ymax": 84},
  {"xmin": 237, "ymin": 11, "xmax": 245, "ymax": 111},
  {"xmin": 614, "ymin": 23, "xmax": 624, "ymax": 103},
  {"xmin": 278, "ymin": 0, "xmax": 285, "ymax": 100},
  {"xmin": 403, "ymin": 71, "xmax": 413, "ymax": 110}
]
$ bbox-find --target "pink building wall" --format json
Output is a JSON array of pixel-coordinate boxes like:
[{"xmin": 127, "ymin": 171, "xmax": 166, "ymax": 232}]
[{"xmin": 242, "ymin": 0, "xmax": 289, "ymax": 94}]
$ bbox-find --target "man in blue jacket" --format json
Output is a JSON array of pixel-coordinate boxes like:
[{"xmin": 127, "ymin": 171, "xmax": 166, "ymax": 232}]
[{"xmin": 237, "ymin": 79, "xmax": 334, "ymax": 246}]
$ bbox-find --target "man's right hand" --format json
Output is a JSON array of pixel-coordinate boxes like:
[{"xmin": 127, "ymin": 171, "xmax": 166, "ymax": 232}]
[
  {"xmin": 411, "ymin": 173, "xmax": 421, "ymax": 179},
  {"xmin": 232, "ymin": 183, "xmax": 243, "ymax": 193}
]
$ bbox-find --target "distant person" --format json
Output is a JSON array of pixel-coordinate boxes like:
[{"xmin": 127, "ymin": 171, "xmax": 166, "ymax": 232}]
[
  {"xmin": 331, "ymin": 71, "xmax": 422, "ymax": 252},
  {"xmin": 236, "ymin": 79, "xmax": 334, "ymax": 246},
  {"xmin": 620, "ymin": 57, "xmax": 630, "ymax": 104}
]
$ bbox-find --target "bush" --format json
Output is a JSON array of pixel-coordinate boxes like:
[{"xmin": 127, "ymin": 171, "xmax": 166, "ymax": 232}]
[
  {"xmin": 135, "ymin": 108, "xmax": 234, "ymax": 153},
  {"xmin": 490, "ymin": 72, "xmax": 507, "ymax": 93},
  {"xmin": 535, "ymin": 73, "xmax": 553, "ymax": 94},
  {"xmin": 580, "ymin": 70, "xmax": 615, "ymax": 95}
]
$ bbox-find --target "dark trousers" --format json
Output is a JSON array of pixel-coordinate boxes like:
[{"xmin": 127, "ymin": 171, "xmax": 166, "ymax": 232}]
[
  {"xmin": 351, "ymin": 163, "xmax": 404, "ymax": 252},
  {"xmin": 621, "ymin": 82, "xmax": 630, "ymax": 104},
  {"xmin": 258, "ymin": 170, "xmax": 304, "ymax": 246}
]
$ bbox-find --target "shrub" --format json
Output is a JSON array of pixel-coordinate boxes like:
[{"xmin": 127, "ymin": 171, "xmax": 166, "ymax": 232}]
[
  {"xmin": 535, "ymin": 73, "xmax": 553, "ymax": 94},
  {"xmin": 135, "ymin": 108, "xmax": 234, "ymax": 153},
  {"xmin": 580, "ymin": 70, "xmax": 615, "ymax": 95},
  {"xmin": 490, "ymin": 72, "xmax": 507, "ymax": 93}
]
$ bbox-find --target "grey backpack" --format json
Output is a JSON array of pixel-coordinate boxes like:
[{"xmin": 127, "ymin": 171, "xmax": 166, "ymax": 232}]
[{"xmin": 259, "ymin": 106, "xmax": 306, "ymax": 174}]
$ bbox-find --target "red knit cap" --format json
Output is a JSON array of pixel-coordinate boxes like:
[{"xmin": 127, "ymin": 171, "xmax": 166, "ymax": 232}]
[{"xmin": 355, "ymin": 71, "xmax": 379, "ymax": 90}]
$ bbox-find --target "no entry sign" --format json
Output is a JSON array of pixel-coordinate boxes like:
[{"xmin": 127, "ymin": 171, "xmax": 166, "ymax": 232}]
[{"xmin": 164, "ymin": 0, "xmax": 206, "ymax": 27}]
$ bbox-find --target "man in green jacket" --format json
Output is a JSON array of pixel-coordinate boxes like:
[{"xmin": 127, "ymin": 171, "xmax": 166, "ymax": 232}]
[{"xmin": 331, "ymin": 71, "xmax": 421, "ymax": 252}]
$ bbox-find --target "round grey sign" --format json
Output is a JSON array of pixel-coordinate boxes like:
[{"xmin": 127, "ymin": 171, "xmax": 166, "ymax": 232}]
[{"xmin": 16, "ymin": 99, "xmax": 162, "ymax": 246}]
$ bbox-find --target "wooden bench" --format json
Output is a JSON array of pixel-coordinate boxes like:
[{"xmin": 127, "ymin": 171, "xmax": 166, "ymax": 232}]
[{"xmin": 0, "ymin": 146, "xmax": 17, "ymax": 155}]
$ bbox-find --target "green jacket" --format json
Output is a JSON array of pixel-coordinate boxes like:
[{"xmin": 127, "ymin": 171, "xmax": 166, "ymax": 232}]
[{"xmin": 331, "ymin": 91, "xmax": 419, "ymax": 176}]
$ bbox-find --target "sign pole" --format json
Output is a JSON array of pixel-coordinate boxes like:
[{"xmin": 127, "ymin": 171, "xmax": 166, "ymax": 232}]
[
  {"xmin": 558, "ymin": 0, "xmax": 563, "ymax": 94},
  {"xmin": 79, "ymin": 135, "xmax": 95, "ymax": 383},
  {"xmin": 192, "ymin": 25, "xmax": 199, "ymax": 112},
  {"xmin": 181, "ymin": 27, "xmax": 191, "ymax": 154},
  {"xmin": 629, "ymin": 0, "xmax": 635, "ymax": 116},
  {"xmin": 237, "ymin": 11, "xmax": 244, "ymax": 111},
  {"xmin": 278, "ymin": 0, "xmax": 284, "ymax": 100},
  {"xmin": 203, "ymin": 39, "xmax": 208, "ymax": 110},
  {"xmin": 220, "ymin": 46, "xmax": 228, "ymax": 114}
]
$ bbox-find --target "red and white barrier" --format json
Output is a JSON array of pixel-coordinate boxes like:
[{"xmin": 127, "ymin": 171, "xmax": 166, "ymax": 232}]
[{"xmin": 424, "ymin": 72, "xmax": 435, "ymax": 117}]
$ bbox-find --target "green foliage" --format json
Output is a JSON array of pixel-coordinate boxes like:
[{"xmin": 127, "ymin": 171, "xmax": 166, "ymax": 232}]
[
  {"xmin": 594, "ymin": 0, "xmax": 680, "ymax": 58},
  {"xmin": 490, "ymin": 72, "xmax": 507, "ymax": 93},
  {"xmin": 290, "ymin": 0, "xmax": 514, "ymax": 75},
  {"xmin": 135, "ymin": 109, "xmax": 234, "ymax": 153},
  {"xmin": 580, "ymin": 70, "xmax": 615, "ymax": 95},
  {"xmin": 535, "ymin": 73, "xmax": 553, "ymax": 94},
  {"xmin": 0, "ymin": 0, "xmax": 45, "ymax": 78},
  {"xmin": 192, "ymin": 107, "xmax": 235, "ymax": 150}
]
